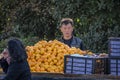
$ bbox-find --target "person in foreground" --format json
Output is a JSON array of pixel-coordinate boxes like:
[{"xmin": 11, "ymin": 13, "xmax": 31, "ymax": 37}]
[
  {"xmin": 0, "ymin": 38, "xmax": 31, "ymax": 80},
  {"xmin": 59, "ymin": 18, "xmax": 85, "ymax": 50}
]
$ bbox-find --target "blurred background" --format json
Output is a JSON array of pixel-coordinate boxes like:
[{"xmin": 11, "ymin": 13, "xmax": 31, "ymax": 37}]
[{"xmin": 0, "ymin": 0, "xmax": 120, "ymax": 53}]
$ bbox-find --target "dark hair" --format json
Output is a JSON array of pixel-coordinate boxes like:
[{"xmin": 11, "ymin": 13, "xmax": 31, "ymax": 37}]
[
  {"xmin": 60, "ymin": 20, "xmax": 74, "ymax": 28},
  {"xmin": 7, "ymin": 38, "xmax": 27, "ymax": 62}
]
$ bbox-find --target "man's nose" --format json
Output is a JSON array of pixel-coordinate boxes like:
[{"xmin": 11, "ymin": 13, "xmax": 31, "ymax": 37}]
[{"xmin": 65, "ymin": 29, "xmax": 69, "ymax": 31}]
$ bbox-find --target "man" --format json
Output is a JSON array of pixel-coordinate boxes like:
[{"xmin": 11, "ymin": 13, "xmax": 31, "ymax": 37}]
[{"xmin": 59, "ymin": 18, "xmax": 85, "ymax": 50}]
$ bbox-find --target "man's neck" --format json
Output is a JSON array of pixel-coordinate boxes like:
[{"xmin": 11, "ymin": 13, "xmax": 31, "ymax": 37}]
[{"xmin": 63, "ymin": 36, "xmax": 72, "ymax": 40}]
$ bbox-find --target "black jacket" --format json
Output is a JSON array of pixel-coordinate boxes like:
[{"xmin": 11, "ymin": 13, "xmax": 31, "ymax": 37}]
[
  {"xmin": 0, "ymin": 58, "xmax": 31, "ymax": 80},
  {"xmin": 59, "ymin": 36, "xmax": 85, "ymax": 50}
]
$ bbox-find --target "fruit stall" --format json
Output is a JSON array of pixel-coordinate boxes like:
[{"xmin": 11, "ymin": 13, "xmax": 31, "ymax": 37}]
[
  {"xmin": 26, "ymin": 40, "xmax": 87, "ymax": 73},
  {"xmin": 0, "ymin": 37, "xmax": 120, "ymax": 80}
]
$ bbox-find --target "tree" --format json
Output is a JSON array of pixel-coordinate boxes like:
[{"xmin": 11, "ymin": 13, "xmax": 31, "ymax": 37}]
[{"xmin": 0, "ymin": 0, "xmax": 120, "ymax": 52}]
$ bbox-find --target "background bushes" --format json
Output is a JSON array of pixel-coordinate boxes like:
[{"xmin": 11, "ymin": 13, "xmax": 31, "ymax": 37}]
[{"xmin": 0, "ymin": 0, "xmax": 120, "ymax": 53}]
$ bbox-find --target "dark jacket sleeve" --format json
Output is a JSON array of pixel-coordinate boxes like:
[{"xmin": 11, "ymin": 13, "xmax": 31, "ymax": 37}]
[
  {"xmin": 73, "ymin": 37, "xmax": 86, "ymax": 50},
  {"xmin": 2, "ymin": 61, "xmax": 31, "ymax": 80},
  {"xmin": 80, "ymin": 41, "xmax": 85, "ymax": 50},
  {"xmin": 0, "ymin": 58, "xmax": 9, "ymax": 73},
  {"xmin": 2, "ymin": 62, "xmax": 22, "ymax": 80}
]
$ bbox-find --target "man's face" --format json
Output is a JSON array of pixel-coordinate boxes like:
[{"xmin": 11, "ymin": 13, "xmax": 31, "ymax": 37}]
[{"xmin": 60, "ymin": 23, "xmax": 73, "ymax": 37}]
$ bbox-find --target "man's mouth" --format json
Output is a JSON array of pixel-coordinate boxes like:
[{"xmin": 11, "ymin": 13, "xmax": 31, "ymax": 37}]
[{"xmin": 65, "ymin": 33, "xmax": 69, "ymax": 34}]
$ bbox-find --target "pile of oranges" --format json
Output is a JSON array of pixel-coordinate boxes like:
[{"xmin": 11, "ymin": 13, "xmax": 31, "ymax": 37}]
[{"xmin": 26, "ymin": 40, "xmax": 86, "ymax": 73}]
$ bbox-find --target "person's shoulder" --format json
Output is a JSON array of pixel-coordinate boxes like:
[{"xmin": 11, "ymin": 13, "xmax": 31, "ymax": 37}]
[{"xmin": 73, "ymin": 36, "xmax": 82, "ymax": 42}]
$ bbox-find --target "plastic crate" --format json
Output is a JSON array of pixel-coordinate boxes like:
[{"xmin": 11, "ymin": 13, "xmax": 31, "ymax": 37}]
[
  {"xmin": 108, "ymin": 37, "xmax": 120, "ymax": 57},
  {"xmin": 64, "ymin": 55, "xmax": 109, "ymax": 75},
  {"xmin": 109, "ymin": 58, "xmax": 120, "ymax": 76}
]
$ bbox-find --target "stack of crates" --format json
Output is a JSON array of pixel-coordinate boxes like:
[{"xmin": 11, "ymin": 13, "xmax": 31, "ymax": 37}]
[
  {"xmin": 64, "ymin": 55, "xmax": 108, "ymax": 74},
  {"xmin": 108, "ymin": 37, "xmax": 120, "ymax": 76}
]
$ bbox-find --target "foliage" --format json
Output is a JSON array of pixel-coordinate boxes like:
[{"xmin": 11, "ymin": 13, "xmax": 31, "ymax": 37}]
[
  {"xmin": 0, "ymin": 36, "xmax": 39, "ymax": 53},
  {"xmin": 0, "ymin": 0, "xmax": 120, "ymax": 53},
  {"xmin": 0, "ymin": 39, "xmax": 7, "ymax": 53}
]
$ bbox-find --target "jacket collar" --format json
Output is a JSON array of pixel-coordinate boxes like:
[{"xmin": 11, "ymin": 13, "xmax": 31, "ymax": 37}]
[{"xmin": 60, "ymin": 36, "xmax": 76, "ymax": 45}]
